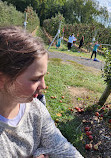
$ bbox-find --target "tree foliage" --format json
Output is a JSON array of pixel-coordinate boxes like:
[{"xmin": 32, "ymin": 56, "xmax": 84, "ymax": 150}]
[
  {"xmin": 43, "ymin": 13, "xmax": 65, "ymax": 37},
  {"xmin": 25, "ymin": 5, "xmax": 40, "ymax": 32},
  {"xmin": 1, "ymin": 0, "xmax": 109, "ymax": 26},
  {"xmin": 0, "ymin": 1, "xmax": 24, "ymax": 27},
  {"xmin": 0, "ymin": 1, "xmax": 39, "ymax": 32},
  {"xmin": 103, "ymin": 49, "xmax": 111, "ymax": 85},
  {"xmin": 98, "ymin": 48, "xmax": 111, "ymax": 106}
]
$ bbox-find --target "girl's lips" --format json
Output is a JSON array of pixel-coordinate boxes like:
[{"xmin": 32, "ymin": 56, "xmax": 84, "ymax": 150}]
[{"xmin": 33, "ymin": 94, "xmax": 38, "ymax": 98}]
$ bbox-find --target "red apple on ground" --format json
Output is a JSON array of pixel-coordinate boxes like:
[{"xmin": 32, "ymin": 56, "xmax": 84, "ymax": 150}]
[
  {"xmin": 45, "ymin": 86, "xmax": 48, "ymax": 89},
  {"xmin": 75, "ymin": 107, "xmax": 79, "ymax": 110},
  {"xmin": 61, "ymin": 96, "xmax": 64, "ymax": 99},
  {"xmin": 88, "ymin": 135, "xmax": 93, "ymax": 140},
  {"xmin": 108, "ymin": 119, "xmax": 111, "ymax": 123},
  {"xmin": 95, "ymin": 112, "xmax": 99, "ymax": 117},
  {"xmin": 71, "ymin": 108, "xmax": 74, "ymax": 112},
  {"xmin": 85, "ymin": 144, "xmax": 92, "ymax": 150},
  {"xmin": 100, "ymin": 114, "xmax": 103, "ymax": 117},
  {"xmin": 85, "ymin": 127, "xmax": 90, "ymax": 131},
  {"xmin": 86, "ymin": 131, "xmax": 92, "ymax": 136}
]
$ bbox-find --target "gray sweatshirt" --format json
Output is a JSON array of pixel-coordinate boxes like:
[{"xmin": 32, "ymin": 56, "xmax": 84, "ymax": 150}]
[{"xmin": 0, "ymin": 99, "xmax": 84, "ymax": 158}]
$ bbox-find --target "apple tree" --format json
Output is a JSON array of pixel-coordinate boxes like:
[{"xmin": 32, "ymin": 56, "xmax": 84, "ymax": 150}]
[{"xmin": 98, "ymin": 48, "xmax": 111, "ymax": 106}]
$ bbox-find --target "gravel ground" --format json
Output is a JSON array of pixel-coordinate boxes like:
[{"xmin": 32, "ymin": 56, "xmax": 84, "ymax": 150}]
[{"xmin": 48, "ymin": 51, "xmax": 105, "ymax": 70}]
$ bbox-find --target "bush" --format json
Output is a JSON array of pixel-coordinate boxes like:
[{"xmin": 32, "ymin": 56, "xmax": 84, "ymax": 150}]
[
  {"xmin": 0, "ymin": 1, "xmax": 24, "ymax": 27},
  {"xmin": 103, "ymin": 48, "xmax": 111, "ymax": 84},
  {"xmin": 43, "ymin": 13, "xmax": 65, "ymax": 37},
  {"xmin": 0, "ymin": 2, "xmax": 40, "ymax": 33},
  {"xmin": 24, "ymin": 6, "xmax": 40, "ymax": 32}
]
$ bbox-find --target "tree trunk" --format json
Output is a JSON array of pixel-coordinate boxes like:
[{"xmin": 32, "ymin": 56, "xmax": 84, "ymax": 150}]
[{"xmin": 98, "ymin": 84, "xmax": 111, "ymax": 106}]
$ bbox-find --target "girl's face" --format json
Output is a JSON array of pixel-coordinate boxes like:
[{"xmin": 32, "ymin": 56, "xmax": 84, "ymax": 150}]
[{"xmin": 6, "ymin": 53, "xmax": 48, "ymax": 103}]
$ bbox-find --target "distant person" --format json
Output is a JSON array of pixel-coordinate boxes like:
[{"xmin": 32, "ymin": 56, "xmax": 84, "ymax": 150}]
[
  {"xmin": 90, "ymin": 41, "xmax": 101, "ymax": 61},
  {"xmin": 78, "ymin": 36, "xmax": 84, "ymax": 53},
  {"xmin": 79, "ymin": 36, "xmax": 84, "ymax": 49},
  {"xmin": 56, "ymin": 37, "xmax": 61, "ymax": 48},
  {"xmin": 68, "ymin": 33, "xmax": 77, "ymax": 51}
]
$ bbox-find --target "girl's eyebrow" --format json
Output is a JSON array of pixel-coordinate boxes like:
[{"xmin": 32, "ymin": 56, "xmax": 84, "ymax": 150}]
[{"xmin": 30, "ymin": 73, "xmax": 46, "ymax": 79}]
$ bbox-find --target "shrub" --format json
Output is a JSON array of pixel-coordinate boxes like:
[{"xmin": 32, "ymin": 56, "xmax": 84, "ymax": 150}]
[
  {"xmin": 0, "ymin": 1, "xmax": 24, "ymax": 27},
  {"xmin": 43, "ymin": 13, "xmax": 65, "ymax": 37},
  {"xmin": 103, "ymin": 48, "xmax": 111, "ymax": 84},
  {"xmin": 24, "ymin": 6, "xmax": 40, "ymax": 32}
]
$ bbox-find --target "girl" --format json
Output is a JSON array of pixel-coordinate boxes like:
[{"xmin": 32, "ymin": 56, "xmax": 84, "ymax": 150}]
[{"xmin": 0, "ymin": 26, "xmax": 83, "ymax": 158}]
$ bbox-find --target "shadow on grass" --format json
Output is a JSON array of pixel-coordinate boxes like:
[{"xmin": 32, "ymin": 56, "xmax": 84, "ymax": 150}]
[{"xmin": 57, "ymin": 113, "xmax": 85, "ymax": 157}]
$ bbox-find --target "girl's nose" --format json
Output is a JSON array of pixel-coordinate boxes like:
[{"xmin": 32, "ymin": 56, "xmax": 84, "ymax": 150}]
[{"xmin": 38, "ymin": 77, "xmax": 46, "ymax": 90}]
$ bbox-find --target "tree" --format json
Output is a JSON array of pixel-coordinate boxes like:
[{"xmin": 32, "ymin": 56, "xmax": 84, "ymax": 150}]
[
  {"xmin": 2, "ymin": 0, "xmax": 109, "ymax": 27},
  {"xmin": 62, "ymin": 0, "xmax": 108, "ymax": 25},
  {"xmin": 98, "ymin": 49, "xmax": 111, "ymax": 106}
]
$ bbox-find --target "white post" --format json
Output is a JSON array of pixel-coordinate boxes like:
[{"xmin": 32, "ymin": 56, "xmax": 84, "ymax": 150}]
[
  {"xmin": 47, "ymin": 21, "xmax": 62, "ymax": 50},
  {"xmin": 24, "ymin": 11, "xmax": 27, "ymax": 30}
]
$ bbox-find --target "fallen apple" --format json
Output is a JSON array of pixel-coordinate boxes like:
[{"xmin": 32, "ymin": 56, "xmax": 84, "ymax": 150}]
[
  {"xmin": 93, "ymin": 144, "xmax": 98, "ymax": 150},
  {"xmin": 45, "ymin": 86, "xmax": 48, "ymax": 89},
  {"xmin": 80, "ymin": 108, "xmax": 84, "ymax": 112},
  {"xmin": 85, "ymin": 127, "xmax": 90, "ymax": 131},
  {"xmin": 108, "ymin": 119, "xmax": 111, "ymax": 123},
  {"xmin": 101, "ymin": 107, "xmax": 105, "ymax": 110},
  {"xmin": 70, "ymin": 108, "xmax": 74, "ymax": 112},
  {"xmin": 75, "ymin": 107, "xmax": 79, "ymax": 110},
  {"xmin": 77, "ymin": 108, "xmax": 81, "ymax": 112},
  {"xmin": 85, "ymin": 144, "xmax": 92, "ymax": 150},
  {"xmin": 95, "ymin": 112, "xmax": 99, "ymax": 117},
  {"xmin": 88, "ymin": 135, "xmax": 93, "ymax": 140},
  {"xmin": 55, "ymin": 119, "xmax": 59, "ymax": 123},
  {"xmin": 86, "ymin": 131, "xmax": 92, "ymax": 136}
]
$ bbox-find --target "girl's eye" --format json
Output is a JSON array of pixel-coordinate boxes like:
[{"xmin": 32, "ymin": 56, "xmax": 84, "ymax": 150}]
[{"xmin": 32, "ymin": 79, "xmax": 39, "ymax": 82}]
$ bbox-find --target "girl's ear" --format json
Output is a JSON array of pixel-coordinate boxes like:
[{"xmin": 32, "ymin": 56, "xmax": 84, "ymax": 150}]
[{"xmin": 0, "ymin": 72, "xmax": 7, "ymax": 89}]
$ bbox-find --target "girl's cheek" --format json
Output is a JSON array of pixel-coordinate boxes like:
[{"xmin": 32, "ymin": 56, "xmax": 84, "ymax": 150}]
[{"xmin": 17, "ymin": 82, "xmax": 38, "ymax": 96}]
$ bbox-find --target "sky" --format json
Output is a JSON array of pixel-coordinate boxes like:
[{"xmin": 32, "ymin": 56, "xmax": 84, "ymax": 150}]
[
  {"xmin": 96, "ymin": 0, "xmax": 111, "ymax": 13},
  {"xmin": 95, "ymin": 0, "xmax": 111, "ymax": 27}
]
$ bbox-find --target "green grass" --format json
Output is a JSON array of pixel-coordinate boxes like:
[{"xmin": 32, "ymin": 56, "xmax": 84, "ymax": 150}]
[
  {"xmin": 44, "ymin": 58, "xmax": 108, "ymax": 156},
  {"xmin": 36, "ymin": 27, "xmax": 110, "ymax": 157}
]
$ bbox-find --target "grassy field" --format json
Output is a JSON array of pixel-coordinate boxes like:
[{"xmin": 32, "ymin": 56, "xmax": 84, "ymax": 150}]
[
  {"xmin": 43, "ymin": 55, "xmax": 110, "ymax": 156},
  {"xmin": 36, "ymin": 27, "xmax": 111, "ymax": 157}
]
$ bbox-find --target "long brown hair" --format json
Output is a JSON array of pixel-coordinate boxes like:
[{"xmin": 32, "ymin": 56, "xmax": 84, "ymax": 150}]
[{"xmin": 0, "ymin": 26, "xmax": 47, "ymax": 81}]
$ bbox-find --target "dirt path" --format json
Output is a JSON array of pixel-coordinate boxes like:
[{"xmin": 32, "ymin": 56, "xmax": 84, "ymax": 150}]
[{"xmin": 48, "ymin": 51, "xmax": 105, "ymax": 70}]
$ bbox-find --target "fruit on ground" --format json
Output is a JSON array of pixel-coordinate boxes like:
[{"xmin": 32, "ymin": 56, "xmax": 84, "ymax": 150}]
[
  {"xmin": 55, "ymin": 119, "xmax": 59, "ymax": 123},
  {"xmin": 85, "ymin": 144, "xmax": 92, "ymax": 150},
  {"xmin": 86, "ymin": 131, "xmax": 92, "ymax": 136},
  {"xmin": 75, "ymin": 107, "xmax": 79, "ymax": 110},
  {"xmin": 85, "ymin": 127, "xmax": 90, "ymax": 131},
  {"xmin": 70, "ymin": 108, "xmax": 74, "ymax": 112},
  {"xmin": 108, "ymin": 119, "xmax": 111, "ymax": 123},
  {"xmin": 95, "ymin": 112, "xmax": 99, "ymax": 117},
  {"xmin": 93, "ymin": 144, "xmax": 98, "ymax": 150},
  {"xmin": 88, "ymin": 135, "xmax": 93, "ymax": 140}
]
